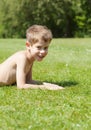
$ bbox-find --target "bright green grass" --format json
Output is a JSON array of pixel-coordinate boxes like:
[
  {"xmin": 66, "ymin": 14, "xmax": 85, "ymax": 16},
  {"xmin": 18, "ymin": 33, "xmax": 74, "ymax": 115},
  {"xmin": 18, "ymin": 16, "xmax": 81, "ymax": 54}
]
[{"xmin": 0, "ymin": 38, "xmax": 91, "ymax": 130}]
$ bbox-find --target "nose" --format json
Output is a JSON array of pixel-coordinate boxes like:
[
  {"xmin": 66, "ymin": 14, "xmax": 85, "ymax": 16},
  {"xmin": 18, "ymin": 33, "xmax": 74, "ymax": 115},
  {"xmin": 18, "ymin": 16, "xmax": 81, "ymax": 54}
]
[{"xmin": 40, "ymin": 49, "xmax": 48, "ymax": 55}]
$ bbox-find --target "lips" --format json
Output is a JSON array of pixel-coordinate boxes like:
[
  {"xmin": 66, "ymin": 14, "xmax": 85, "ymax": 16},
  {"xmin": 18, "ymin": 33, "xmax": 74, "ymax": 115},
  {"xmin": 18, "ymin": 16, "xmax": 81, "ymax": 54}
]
[
  {"xmin": 38, "ymin": 55, "xmax": 45, "ymax": 59},
  {"xmin": 36, "ymin": 55, "xmax": 45, "ymax": 61}
]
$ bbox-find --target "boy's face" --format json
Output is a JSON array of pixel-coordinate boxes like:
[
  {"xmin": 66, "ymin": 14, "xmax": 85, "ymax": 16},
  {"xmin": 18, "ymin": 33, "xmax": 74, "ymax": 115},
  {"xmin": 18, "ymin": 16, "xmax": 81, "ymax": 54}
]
[{"xmin": 29, "ymin": 41, "xmax": 50, "ymax": 61}]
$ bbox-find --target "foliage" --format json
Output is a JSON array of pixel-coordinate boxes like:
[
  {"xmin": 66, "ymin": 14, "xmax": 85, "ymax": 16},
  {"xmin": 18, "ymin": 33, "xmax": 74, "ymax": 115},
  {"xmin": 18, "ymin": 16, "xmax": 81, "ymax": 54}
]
[
  {"xmin": 81, "ymin": 0, "xmax": 91, "ymax": 36},
  {"xmin": 0, "ymin": 0, "xmax": 91, "ymax": 38}
]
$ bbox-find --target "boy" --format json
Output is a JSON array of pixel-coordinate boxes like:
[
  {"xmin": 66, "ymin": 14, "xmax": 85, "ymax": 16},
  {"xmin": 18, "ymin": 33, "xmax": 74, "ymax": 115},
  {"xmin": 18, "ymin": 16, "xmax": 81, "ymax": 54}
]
[{"xmin": 0, "ymin": 25, "xmax": 64, "ymax": 90}]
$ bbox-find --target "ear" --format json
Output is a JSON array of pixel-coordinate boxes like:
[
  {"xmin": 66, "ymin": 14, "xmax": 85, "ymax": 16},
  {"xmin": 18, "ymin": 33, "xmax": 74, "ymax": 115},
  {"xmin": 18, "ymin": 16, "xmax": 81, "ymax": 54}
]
[{"xmin": 26, "ymin": 42, "xmax": 30, "ymax": 47}]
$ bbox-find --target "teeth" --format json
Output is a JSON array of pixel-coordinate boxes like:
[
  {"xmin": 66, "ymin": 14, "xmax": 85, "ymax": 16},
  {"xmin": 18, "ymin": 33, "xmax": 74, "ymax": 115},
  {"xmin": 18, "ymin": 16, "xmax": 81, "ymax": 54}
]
[{"xmin": 39, "ymin": 56, "xmax": 43, "ymax": 58}]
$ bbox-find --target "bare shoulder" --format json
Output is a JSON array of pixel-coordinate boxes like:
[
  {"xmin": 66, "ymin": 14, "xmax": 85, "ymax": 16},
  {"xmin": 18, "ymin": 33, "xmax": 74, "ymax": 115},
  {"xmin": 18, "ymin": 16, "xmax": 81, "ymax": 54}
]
[
  {"xmin": 14, "ymin": 50, "xmax": 27, "ymax": 61},
  {"xmin": 0, "ymin": 50, "xmax": 27, "ymax": 66}
]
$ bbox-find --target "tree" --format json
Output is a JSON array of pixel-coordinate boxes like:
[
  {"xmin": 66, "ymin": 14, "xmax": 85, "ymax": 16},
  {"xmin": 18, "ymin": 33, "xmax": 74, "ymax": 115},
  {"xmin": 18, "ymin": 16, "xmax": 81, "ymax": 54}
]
[
  {"xmin": 81, "ymin": 0, "xmax": 91, "ymax": 37},
  {"xmin": 0, "ymin": 0, "xmax": 90, "ymax": 38}
]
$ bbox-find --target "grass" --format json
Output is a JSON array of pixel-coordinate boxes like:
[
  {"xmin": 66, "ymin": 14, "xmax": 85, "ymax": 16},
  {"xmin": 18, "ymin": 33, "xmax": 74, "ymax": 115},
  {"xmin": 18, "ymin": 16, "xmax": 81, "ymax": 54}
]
[{"xmin": 0, "ymin": 38, "xmax": 91, "ymax": 130}]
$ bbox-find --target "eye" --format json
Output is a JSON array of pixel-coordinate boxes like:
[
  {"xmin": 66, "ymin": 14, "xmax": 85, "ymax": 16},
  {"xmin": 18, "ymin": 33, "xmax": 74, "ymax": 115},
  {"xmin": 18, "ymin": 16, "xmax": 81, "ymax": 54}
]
[
  {"xmin": 44, "ymin": 46, "xmax": 48, "ymax": 50},
  {"xmin": 37, "ymin": 46, "xmax": 41, "ymax": 49}
]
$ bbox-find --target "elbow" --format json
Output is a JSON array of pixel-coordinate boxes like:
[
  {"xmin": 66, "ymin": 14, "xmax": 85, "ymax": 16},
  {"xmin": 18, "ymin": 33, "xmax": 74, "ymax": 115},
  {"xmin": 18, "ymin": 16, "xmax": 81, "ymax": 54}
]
[{"xmin": 17, "ymin": 83, "xmax": 24, "ymax": 89}]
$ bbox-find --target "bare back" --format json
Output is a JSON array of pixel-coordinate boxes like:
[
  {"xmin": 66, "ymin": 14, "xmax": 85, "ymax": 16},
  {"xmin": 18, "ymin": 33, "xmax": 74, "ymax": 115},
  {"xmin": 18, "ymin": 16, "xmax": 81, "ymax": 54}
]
[{"xmin": 0, "ymin": 51, "xmax": 33, "ymax": 86}]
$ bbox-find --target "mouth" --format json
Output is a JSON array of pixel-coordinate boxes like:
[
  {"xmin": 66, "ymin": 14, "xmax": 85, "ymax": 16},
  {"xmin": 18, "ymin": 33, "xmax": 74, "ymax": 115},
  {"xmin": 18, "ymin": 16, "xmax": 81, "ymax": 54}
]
[
  {"xmin": 36, "ymin": 55, "xmax": 45, "ymax": 61},
  {"xmin": 38, "ymin": 56, "xmax": 44, "ymax": 58}
]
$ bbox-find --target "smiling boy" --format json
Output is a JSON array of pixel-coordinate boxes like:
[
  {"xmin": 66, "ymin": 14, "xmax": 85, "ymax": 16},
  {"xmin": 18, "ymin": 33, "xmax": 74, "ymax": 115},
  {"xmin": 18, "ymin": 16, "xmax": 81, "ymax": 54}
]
[{"xmin": 0, "ymin": 25, "xmax": 64, "ymax": 90}]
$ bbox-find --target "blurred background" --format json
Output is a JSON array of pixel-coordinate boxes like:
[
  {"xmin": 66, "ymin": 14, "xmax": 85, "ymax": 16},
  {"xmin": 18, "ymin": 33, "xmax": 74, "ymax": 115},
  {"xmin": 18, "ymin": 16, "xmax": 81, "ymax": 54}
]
[{"xmin": 0, "ymin": 0, "xmax": 91, "ymax": 38}]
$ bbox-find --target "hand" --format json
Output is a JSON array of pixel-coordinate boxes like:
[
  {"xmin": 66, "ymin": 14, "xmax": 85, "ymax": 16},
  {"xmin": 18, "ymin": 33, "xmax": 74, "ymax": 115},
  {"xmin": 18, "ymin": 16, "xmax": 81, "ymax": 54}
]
[{"xmin": 43, "ymin": 82, "xmax": 64, "ymax": 90}]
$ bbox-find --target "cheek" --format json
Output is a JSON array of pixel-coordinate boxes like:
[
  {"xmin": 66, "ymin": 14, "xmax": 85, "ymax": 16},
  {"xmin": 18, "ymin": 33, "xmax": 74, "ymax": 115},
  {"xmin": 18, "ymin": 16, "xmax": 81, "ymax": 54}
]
[
  {"xmin": 43, "ymin": 51, "xmax": 48, "ymax": 57},
  {"xmin": 31, "ymin": 48, "xmax": 38, "ymax": 54},
  {"xmin": 45, "ymin": 50, "xmax": 48, "ymax": 55}
]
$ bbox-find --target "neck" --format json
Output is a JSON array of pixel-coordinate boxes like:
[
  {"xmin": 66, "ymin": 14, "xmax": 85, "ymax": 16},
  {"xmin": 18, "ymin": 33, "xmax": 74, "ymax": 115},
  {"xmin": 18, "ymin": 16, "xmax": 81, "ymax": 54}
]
[{"xmin": 26, "ymin": 50, "xmax": 35, "ymax": 63}]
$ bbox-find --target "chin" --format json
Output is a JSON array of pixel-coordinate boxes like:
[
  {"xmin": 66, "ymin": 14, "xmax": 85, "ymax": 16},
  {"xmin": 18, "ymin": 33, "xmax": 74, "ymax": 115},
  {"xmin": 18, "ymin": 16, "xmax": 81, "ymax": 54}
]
[
  {"xmin": 36, "ymin": 57, "xmax": 44, "ymax": 61},
  {"xmin": 36, "ymin": 56, "xmax": 44, "ymax": 61},
  {"xmin": 37, "ymin": 58, "xmax": 43, "ymax": 61}
]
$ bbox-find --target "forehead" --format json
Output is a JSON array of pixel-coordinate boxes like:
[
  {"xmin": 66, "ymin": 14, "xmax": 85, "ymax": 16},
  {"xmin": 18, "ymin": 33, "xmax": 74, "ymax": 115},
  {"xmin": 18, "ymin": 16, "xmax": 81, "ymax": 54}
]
[{"xmin": 34, "ymin": 41, "xmax": 50, "ymax": 46}]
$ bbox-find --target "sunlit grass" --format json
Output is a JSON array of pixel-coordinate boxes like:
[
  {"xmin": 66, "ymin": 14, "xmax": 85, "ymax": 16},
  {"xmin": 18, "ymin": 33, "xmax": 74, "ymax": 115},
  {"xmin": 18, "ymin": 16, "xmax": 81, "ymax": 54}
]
[{"xmin": 0, "ymin": 38, "xmax": 91, "ymax": 130}]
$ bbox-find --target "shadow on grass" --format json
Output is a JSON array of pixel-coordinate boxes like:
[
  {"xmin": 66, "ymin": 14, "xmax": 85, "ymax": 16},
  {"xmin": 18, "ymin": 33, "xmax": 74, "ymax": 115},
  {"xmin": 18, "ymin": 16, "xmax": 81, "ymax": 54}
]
[
  {"xmin": 0, "ymin": 81, "xmax": 78, "ymax": 89},
  {"xmin": 0, "ymin": 85, "xmax": 16, "ymax": 88},
  {"xmin": 48, "ymin": 80, "xmax": 78, "ymax": 88}
]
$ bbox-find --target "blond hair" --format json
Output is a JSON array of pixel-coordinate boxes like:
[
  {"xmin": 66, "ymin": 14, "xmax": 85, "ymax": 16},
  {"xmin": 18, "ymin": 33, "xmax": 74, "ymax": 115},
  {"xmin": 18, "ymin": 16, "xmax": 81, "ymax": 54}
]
[{"xmin": 26, "ymin": 25, "xmax": 52, "ymax": 44}]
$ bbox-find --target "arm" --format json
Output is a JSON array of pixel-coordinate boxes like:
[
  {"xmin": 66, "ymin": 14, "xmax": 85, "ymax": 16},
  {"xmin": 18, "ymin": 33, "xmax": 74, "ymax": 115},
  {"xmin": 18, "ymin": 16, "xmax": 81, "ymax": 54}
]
[
  {"xmin": 26, "ymin": 63, "xmax": 43, "ymax": 85},
  {"xmin": 16, "ymin": 59, "xmax": 64, "ymax": 90},
  {"xmin": 16, "ymin": 60, "xmax": 44, "ymax": 89},
  {"xmin": 26, "ymin": 64, "xmax": 64, "ymax": 90}
]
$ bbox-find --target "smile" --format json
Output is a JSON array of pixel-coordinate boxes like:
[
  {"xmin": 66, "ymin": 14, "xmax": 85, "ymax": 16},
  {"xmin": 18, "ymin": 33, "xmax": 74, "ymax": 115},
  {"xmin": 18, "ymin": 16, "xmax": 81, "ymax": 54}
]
[{"xmin": 38, "ymin": 55, "xmax": 45, "ymax": 58}]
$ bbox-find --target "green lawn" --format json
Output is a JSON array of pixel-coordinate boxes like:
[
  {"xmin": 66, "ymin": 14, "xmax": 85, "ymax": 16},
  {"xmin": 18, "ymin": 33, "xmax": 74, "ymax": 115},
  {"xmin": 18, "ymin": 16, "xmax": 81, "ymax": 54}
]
[{"xmin": 0, "ymin": 38, "xmax": 91, "ymax": 130}]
